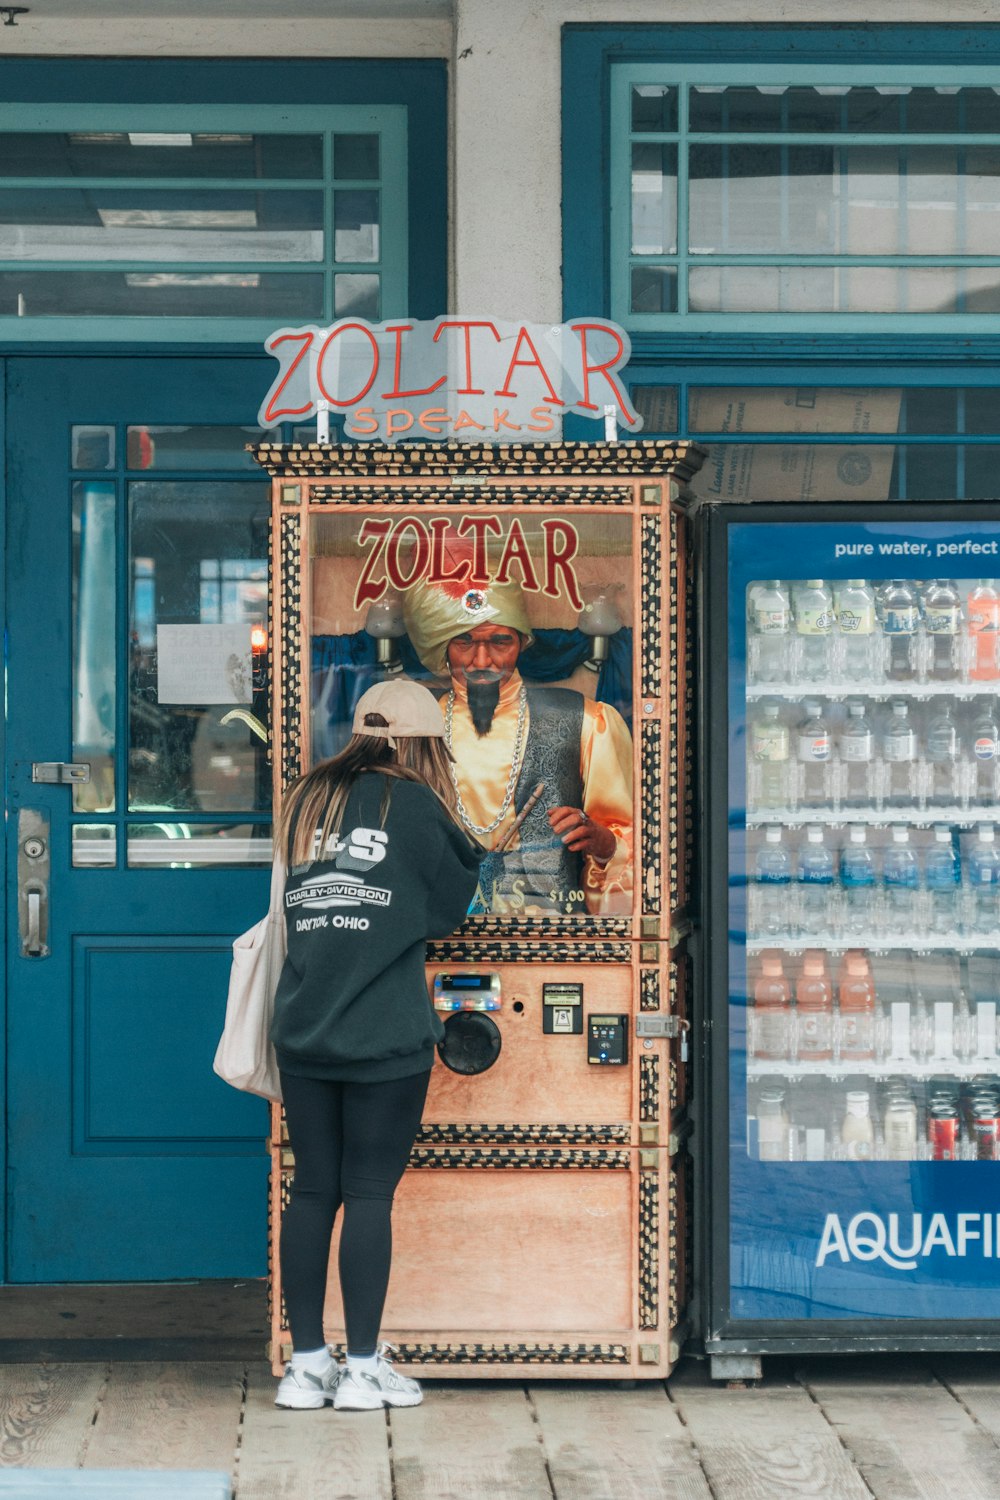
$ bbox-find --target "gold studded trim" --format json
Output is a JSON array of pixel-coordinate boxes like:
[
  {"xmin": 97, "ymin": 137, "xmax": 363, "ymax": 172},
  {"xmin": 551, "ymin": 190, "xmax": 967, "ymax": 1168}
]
[
  {"xmin": 639, "ymin": 1172, "xmax": 660, "ymax": 1330},
  {"xmin": 453, "ymin": 914, "xmax": 631, "ymax": 940},
  {"xmin": 407, "ymin": 1147, "xmax": 631, "ymax": 1170},
  {"xmin": 640, "ymin": 720, "xmax": 662, "ymax": 917},
  {"xmin": 415, "ymin": 1122, "xmax": 632, "ymax": 1146},
  {"xmin": 251, "ymin": 439, "xmax": 708, "ymax": 480},
  {"xmin": 640, "ymin": 969, "xmax": 661, "ymax": 1013},
  {"xmin": 427, "ymin": 938, "xmax": 632, "ymax": 964},
  {"xmin": 279, "ymin": 1340, "xmax": 632, "ymax": 1366},
  {"xmin": 639, "ymin": 1055, "xmax": 660, "ymax": 1124},
  {"xmin": 640, "ymin": 514, "xmax": 662, "ymax": 700},
  {"xmin": 306, "ymin": 483, "xmax": 632, "ymax": 506},
  {"xmin": 279, "ymin": 511, "xmax": 303, "ymax": 787}
]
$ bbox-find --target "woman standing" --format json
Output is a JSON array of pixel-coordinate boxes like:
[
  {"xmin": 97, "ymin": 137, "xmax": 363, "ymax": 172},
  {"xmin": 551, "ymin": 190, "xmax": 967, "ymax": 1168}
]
[{"xmin": 271, "ymin": 679, "xmax": 483, "ymax": 1412}]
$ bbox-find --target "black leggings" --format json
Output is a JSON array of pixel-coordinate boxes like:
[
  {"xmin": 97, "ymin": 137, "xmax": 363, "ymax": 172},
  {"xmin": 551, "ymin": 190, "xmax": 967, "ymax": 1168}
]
[{"xmin": 278, "ymin": 1068, "xmax": 430, "ymax": 1356}]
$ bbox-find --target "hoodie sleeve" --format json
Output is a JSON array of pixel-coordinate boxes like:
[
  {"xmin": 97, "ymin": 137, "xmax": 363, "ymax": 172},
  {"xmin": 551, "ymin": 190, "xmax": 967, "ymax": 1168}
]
[{"xmin": 425, "ymin": 809, "xmax": 486, "ymax": 939}]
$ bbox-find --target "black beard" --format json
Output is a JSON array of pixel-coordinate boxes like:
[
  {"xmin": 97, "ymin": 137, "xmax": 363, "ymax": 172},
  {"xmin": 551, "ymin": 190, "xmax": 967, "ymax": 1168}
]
[{"xmin": 466, "ymin": 677, "xmax": 502, "ymax": 737}]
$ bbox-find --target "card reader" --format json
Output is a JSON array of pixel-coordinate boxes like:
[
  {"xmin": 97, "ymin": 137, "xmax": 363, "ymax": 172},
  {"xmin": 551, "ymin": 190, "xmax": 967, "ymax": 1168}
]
[{"xmin": 587, "ymin": 1014, "xmax": 628, "ymax": 1065}]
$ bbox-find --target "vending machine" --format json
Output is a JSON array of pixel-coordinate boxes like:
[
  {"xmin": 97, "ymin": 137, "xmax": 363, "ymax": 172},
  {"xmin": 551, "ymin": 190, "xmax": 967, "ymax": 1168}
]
[
  {"xmin": 254, "ymin": 437, "xmax": 704, "ymax": 1379},
  {"xmin": 698, "ymin": 502, "xmax": 1000, "ymax": 1367}
]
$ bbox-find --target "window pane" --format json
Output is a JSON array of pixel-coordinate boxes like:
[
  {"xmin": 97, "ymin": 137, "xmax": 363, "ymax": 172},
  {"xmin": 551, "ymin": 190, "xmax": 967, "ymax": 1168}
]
[
  {"xmin": 73, "ymin": 480, "xmax": 116, "ymax": 814},
  {"xmin": 631, "ymin": 85, "xmax": 677, "ymax": 133},
  {"xmin": 687, "ymin": 441, "xmax": 898, "ymax": 503},
  {"xmin": 630, "ymin": 265, "xmax": 677, "ymax": 314},
  {"xmin": 901, "ymin": 388, "xmax": 958, "ymax": 434},
  {"xmin": 687, "ymin": 387, "xmax": 902, "ymax": 435},
  {"xmin": 689, "ymin": 265, "xmax": 837, "ymax": 313},
  {"xmin": 630, "ymin": 385, "xmax": 679, "ymax": 433},
  {"xmin": 689, "ymin": 86, "xmax": 784, "ymax": 132},
  {"xmin": 0, "ymin": 188, "xmax": 324, "ymax": 262},
  {"xmin": 334, "ymin": 272, "xmax": 380, "ymax": 318},
  {"xmin": 962, "ymin": 388, "xmax": 1000, "ymax": 434},
  {"xmin": 72, "ymin": 825, "xmax": 117, "ymax": 868},
  {"xmin": 0, "ymin": 132, "xmax": 323, "ymax": 179},
  {"xmin": 72, "ymin": 425, "xmax": 114, "ymax": 469},
  {"xmin": 690, "ymin": 145, "xmax": 832, "ymax": 254},
  {"xmin": 963, "ymin": 150, "xmax": 1000, "ymax": 254},
  {"xmin": 631, "ymin": 143, "xmax": 676, "ymax": 254},
  {"xmin": 962, "ymin": 443, "xmax": 1000, "ymax": 499},
  {"xmin": 0, "ymin": 270, "xmax": 323, "ymax": 319},
  {"xmin": 125, "ymin": 426, "xmax": 265, "ymax": 472},
  {"xmin": 334, "ymin": 189, "xmax": 379, "ymax": 263},
  {"xmin": 334, "ymin": 133, "xmax": 379, "ymax": 180},
  {"xmin": 127, "ymin": 825, "xmax": 272, "ymax": 867},
  {"xmin": 128, "ymin": 480, "xmax": 270, "ymax": 816}
]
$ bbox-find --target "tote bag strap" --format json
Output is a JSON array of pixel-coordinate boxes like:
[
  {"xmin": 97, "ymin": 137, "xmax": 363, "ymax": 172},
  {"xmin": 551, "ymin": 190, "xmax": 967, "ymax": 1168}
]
[{"xmin": 268, "ymin": 850, "xmax": 286, "ymax": 916}]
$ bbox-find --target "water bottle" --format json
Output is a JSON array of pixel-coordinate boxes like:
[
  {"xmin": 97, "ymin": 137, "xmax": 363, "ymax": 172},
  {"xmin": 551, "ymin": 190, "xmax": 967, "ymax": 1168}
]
[
  {"xmin": 840, "ymin": 824, "xmax": 877, "ymax": 937},
  {"xmin": 834, "ymin": 579, "xmax": 878, "ymax": 679},
  {"xmin": 882, "ymin": 579, "xmax": 919, "ymax": 682},
  {"xmin": 797, "ymin": 825, "xmax": 835, "ymax": 937},
  {"xmin": 968, "ymin": 699, "xmax": 1000, "ymax": 809},
  {"xmin": 754, "ymin": 825, "xmax": 791, "ymax": 937},
  {"xmin": 968, "ymin": 824, "xmax": 1000, "ymax": 935},
  {"xmin": 838, "ymin": 699, "xmax": 875, "ymax": 809},
  {"xmin": 883, "ymin": 825, "xmax": 919, "ymax": 934},
  {"xmin": 925, "ymin": 824, "xmax": 961, "ymax": 935},
  {"xmin": 749, "ymin": 702, "xmax": 790, "ymax": 811},
  {"xmin": 922, "ymin": 579, "xmax": 963, "ymax": 682},
  {"xmin": 793, "ymin": 579, "xmax": 834, "ymax": 682},
  {"xmin": 795, "ymin": 699, "xmax": 832, "ymax": 808},
  {"xmin": 924, "ymin": 698, "xmax": 960, "ymax": 808},
  {"xmin": 881, "ymin": 699, "xmax": 918, "ymax": 808},
  {"xmin": 748, "ymin": 579, "xmax": 791, "ymax": 683}
]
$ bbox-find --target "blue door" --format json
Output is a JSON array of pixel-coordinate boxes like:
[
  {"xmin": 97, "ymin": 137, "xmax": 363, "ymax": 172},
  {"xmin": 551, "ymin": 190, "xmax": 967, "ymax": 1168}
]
[{"xmin": 5, "ymin": 355, "xmax": 276, "ymax": 1281}]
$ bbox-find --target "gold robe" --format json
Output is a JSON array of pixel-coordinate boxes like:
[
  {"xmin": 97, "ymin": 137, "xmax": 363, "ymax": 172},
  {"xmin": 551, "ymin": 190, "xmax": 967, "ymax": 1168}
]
[{"xmin": 446, "ymin": 670, "xmax": 634, "ymax": 915}]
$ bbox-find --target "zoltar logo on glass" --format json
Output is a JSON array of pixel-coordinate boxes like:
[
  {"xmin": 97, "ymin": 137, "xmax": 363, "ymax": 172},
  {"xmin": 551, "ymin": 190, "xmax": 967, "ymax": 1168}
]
[{"xmin": 310, "ymin": 513, "xmax": 636, "ymax": 920}]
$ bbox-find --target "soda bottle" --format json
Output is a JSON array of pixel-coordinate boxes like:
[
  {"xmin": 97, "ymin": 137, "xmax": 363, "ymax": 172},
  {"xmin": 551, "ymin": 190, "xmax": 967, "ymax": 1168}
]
[
  {"xmin": 883, "ymin": 1086, "xmax": 918, "ymax": 1160},
  {"xmin": 795, "ymin": 700, "xmax": 832, "ymax": 808},
  {"xmin": 924, "ymin": 698, "xmax": 960, "ymax": 808},
  {"xmin": 839, "ymin": 951, "xmax": 876, "ymax": 1063},
  {"xmin": 757, "ymin": 1087, "xmax": 790, "ymax": 1161},
  {"xmin": 882, "ymin": 579, "xmax": 919, "ymax": 682},
  {"xmin": 922, "ymin": 579, "xmax": 963, "ymax": 682},
  {"xmin": 841, "ymin": 824, "xmax": 877, "ymax": 936},
  {"xmin": 881, "ymin": 700, "xmax": 918, "ymax": 808},
  {"xmin": 753, "ymin": 826, "xmax": 791, "ymax": 938},
  {"xmin": 748, "ymin": 579, "xmax": 791, "ymax": 683},
  {"xmin": 752, "ymin": 952, "xmax": 793, "ymax": 1061},
  {"xmin": 925, "ymin": 825, "xmax": 960, "ymax": 935},
  {"xmin": 838, "ymin": 700, "xmax": 875, "ymax": 808},
  {"xmin": 841, "ymin": 1088, "xmax": 875, "ymax": 1160},
  {"xmin": 793, "ymin": 579, "xmax": 834, "ymax": 682},
  {"xmin": 883, "ymin": 825, "xmax": 920, "ymax": 932},
  {"xmin": 796, "ymin": 949, "xmax": 834, "ymax": 1062},
  {"xmin": 968, "ymin": 699, "xmax": 1000, "ymax": 809},
  {"xmin": 834, "ymin": 579, "xmax": 878, "ymax": 679},
  {"xmin": 797, "ymin": 825, "xmax": 835, "ymax": 937},
  {"xmin": 967, "ymin": 579, "xmax": 1000, "ymax": 682},
  {"xmin": 749, "ymin": 702, "xmax": 789, "ymax": 811},
  {"xmin": 968, "ymin": 824, "xmax": 1000, "ymax": 936}
]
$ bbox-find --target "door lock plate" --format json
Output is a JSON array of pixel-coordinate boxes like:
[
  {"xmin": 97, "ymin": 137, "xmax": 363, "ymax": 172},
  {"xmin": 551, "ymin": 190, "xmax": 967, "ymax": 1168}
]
[
  {"xmin": 18, "ymin": 808, "xmax": 50, "ymax": 957},
  {"xmin": 32, "ymin": 761, "xmax": 90, "ymax": 784}
]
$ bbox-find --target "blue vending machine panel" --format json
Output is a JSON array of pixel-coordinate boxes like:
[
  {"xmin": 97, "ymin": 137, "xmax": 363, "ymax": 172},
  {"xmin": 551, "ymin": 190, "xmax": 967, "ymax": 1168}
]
[{"xmin": 727, "ymin": 517, "xmax": 1000, "ymax": 1322}]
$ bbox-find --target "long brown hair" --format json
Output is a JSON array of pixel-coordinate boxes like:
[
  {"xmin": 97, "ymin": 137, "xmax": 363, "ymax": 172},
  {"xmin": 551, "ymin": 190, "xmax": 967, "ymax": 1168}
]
[{"xmin": 277, "ymin": 714, "xmax": 458, "ymax": 868}]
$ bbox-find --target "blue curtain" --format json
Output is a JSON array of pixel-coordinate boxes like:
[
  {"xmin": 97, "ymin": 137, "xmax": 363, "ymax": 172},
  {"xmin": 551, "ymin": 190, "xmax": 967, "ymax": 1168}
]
[{"xmin": 311, "ymin": 627, "xmax": 633, "ymax": 759}]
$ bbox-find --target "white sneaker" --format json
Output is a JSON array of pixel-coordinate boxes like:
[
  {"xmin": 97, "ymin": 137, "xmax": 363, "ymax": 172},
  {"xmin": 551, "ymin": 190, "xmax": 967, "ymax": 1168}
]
[
  {"xmin": 334, "ymin": 1345, "xmax": 423, "ymax": 1410},
  {"xmin": 274, "ymin": 1356, "xmax": 342, "ymax": 1410}
]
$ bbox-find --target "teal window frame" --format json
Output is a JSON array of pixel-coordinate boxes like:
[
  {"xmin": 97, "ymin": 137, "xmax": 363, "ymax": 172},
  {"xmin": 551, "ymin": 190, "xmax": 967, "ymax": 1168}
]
[
  {"xmin": 611, "ymin": 61, "xmax": 1000, "ymax": 334},
  {"xmin": 0, "ymin": 103, "xmax": 408, "ymax": 345}
]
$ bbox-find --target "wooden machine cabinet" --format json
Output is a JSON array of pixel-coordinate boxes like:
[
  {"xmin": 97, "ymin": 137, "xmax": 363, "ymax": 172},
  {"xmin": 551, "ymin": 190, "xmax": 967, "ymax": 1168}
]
[{"xmin": 254, "ymin": 438, "xmax": 705, "ymax": 1379}]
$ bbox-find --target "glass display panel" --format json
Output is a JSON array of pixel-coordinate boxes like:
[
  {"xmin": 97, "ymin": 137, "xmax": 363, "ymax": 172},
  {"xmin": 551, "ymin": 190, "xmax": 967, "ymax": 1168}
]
[
  {"xmin": 0, "ymin": 132, "xmax": 323, "ymax": 179},
  {"xmin": 128, "ymin": 480, "xmax": 270, "ymax": 816},
  {"xmin": 127, "ymin": 824, "xmax": 272, "ymax": 866},
  {"xmin": 0, "ymin": 271, "xmax": 324, "ymax": 320},
  {"xmin": 728, "ymin": 520, "xmax": 1000, "ymax": 1323},
  {"xmin": 72, "ymin": 480, "xmax": 116, "ymax": 813},
  {"xmin": 309, "ymin": 511, "xmax": 636, "ymax": 919},
  {"xmin": 125, "ymin": 426, "xmax": 266, "ymax": 472},
  {"xmin": 0, "ymin": 188, "xmax": 324, "ymax": 261}
]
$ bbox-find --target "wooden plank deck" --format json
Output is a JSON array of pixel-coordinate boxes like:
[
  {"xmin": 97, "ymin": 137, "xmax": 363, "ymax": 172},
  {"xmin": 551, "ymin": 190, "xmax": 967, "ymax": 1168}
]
[{"xmin": 1, "ymin": 1356, "xmax": 1000, "ymax": 1498}]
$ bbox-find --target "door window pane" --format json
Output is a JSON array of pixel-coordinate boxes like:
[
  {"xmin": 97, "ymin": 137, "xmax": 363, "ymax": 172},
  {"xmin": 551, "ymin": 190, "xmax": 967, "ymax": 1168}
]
[
  {"xmin": 126, "ymin": 426, "xmax": 265, "ymax": 472},
  {"xmin": 127, "ymin": 825, "xmax": 272, "ymax": 867},
  {"xmin": 128, "ymin": 480, "xmax": 270, "ymax": 816},
  {"xmin": 72, "ymin": 825, "xmax": 117, "ymax": 868},
  {"xmin": 72, "ymin": 425, "xmax": 115, "ymax": 470},
  {"xmin": 73, "ymin": 481, "xmax": 116, "ymax": 814}
]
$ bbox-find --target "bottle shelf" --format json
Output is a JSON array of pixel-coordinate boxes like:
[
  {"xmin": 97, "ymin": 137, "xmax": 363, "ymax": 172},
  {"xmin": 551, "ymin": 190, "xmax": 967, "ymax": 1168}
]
[
  {"xmin": 747, "ymin": 680, "xmax": 1000, "ymax": 701},
  {"xmin": 747, "ymin": 806, "xmax": 1000, "ymax": 828},
  {"xmin": 748, "ymin": 1058, "xmax": 1000, "ymax": 1080},
  {"xmin": 746, "ymin": 934, "xmax": 1000, "ymax": 953}
]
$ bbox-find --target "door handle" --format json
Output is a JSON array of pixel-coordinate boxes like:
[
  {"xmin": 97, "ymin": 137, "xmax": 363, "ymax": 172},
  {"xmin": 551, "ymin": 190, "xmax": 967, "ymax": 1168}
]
[{"xmin": 18, "ymin": 808, "xmax": 50, "ymax": 958}]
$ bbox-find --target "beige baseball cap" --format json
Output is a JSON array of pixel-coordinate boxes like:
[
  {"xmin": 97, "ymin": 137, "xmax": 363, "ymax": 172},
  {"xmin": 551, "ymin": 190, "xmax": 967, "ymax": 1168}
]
[{"xmin": 352, "ymin": 679, "xmax": 445, "ymax": 749}]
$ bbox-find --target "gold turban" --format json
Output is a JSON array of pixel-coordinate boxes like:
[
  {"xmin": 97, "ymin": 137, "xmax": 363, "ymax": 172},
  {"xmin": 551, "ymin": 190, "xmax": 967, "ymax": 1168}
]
[{"xmin": 401, "ymin": 533, "xmax": 534, "ymax": 674}]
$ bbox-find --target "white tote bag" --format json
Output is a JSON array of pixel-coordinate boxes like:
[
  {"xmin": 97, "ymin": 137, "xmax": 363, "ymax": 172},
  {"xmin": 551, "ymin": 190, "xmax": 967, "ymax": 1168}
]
[{"xmin": 213, "ymin": 855, "xmax": 286, "ymax": 1102}]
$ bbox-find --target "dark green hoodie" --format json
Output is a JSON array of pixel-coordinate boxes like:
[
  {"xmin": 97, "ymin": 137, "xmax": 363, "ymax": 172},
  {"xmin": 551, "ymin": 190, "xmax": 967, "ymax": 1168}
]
[{"xmin": 271, "ymin": 772, "xmax": 484, "ymax": 1083}]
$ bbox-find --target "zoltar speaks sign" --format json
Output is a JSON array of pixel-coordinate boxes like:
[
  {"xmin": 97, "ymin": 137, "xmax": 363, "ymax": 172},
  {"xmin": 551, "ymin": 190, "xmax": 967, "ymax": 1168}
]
[{"xmin": 257, "ymin": 315, "xmax": 641, "ymax": 442}]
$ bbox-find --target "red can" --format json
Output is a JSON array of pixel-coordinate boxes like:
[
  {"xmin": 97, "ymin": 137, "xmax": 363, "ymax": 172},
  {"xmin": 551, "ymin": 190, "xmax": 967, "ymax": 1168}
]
[
  {"xmin": 928, "ymin": 1106, "xmax": 960, "ymax": 1161},
  {"xmin": 970, "ymin": 1101, "xmax": 1000, "ymax": 1161}
]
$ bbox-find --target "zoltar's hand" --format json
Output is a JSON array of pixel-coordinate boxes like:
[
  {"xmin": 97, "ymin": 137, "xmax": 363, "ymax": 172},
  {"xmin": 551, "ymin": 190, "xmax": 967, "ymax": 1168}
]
[{"xmin": 547, "ymin": 806, "xmax": 616, "ymax": 866}]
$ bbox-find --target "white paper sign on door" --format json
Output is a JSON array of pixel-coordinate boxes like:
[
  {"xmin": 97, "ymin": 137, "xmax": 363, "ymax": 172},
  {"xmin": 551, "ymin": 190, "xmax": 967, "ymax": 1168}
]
[{"xmin": 156, "ymin": 624, "xmax": 253, "ymax": 705}]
